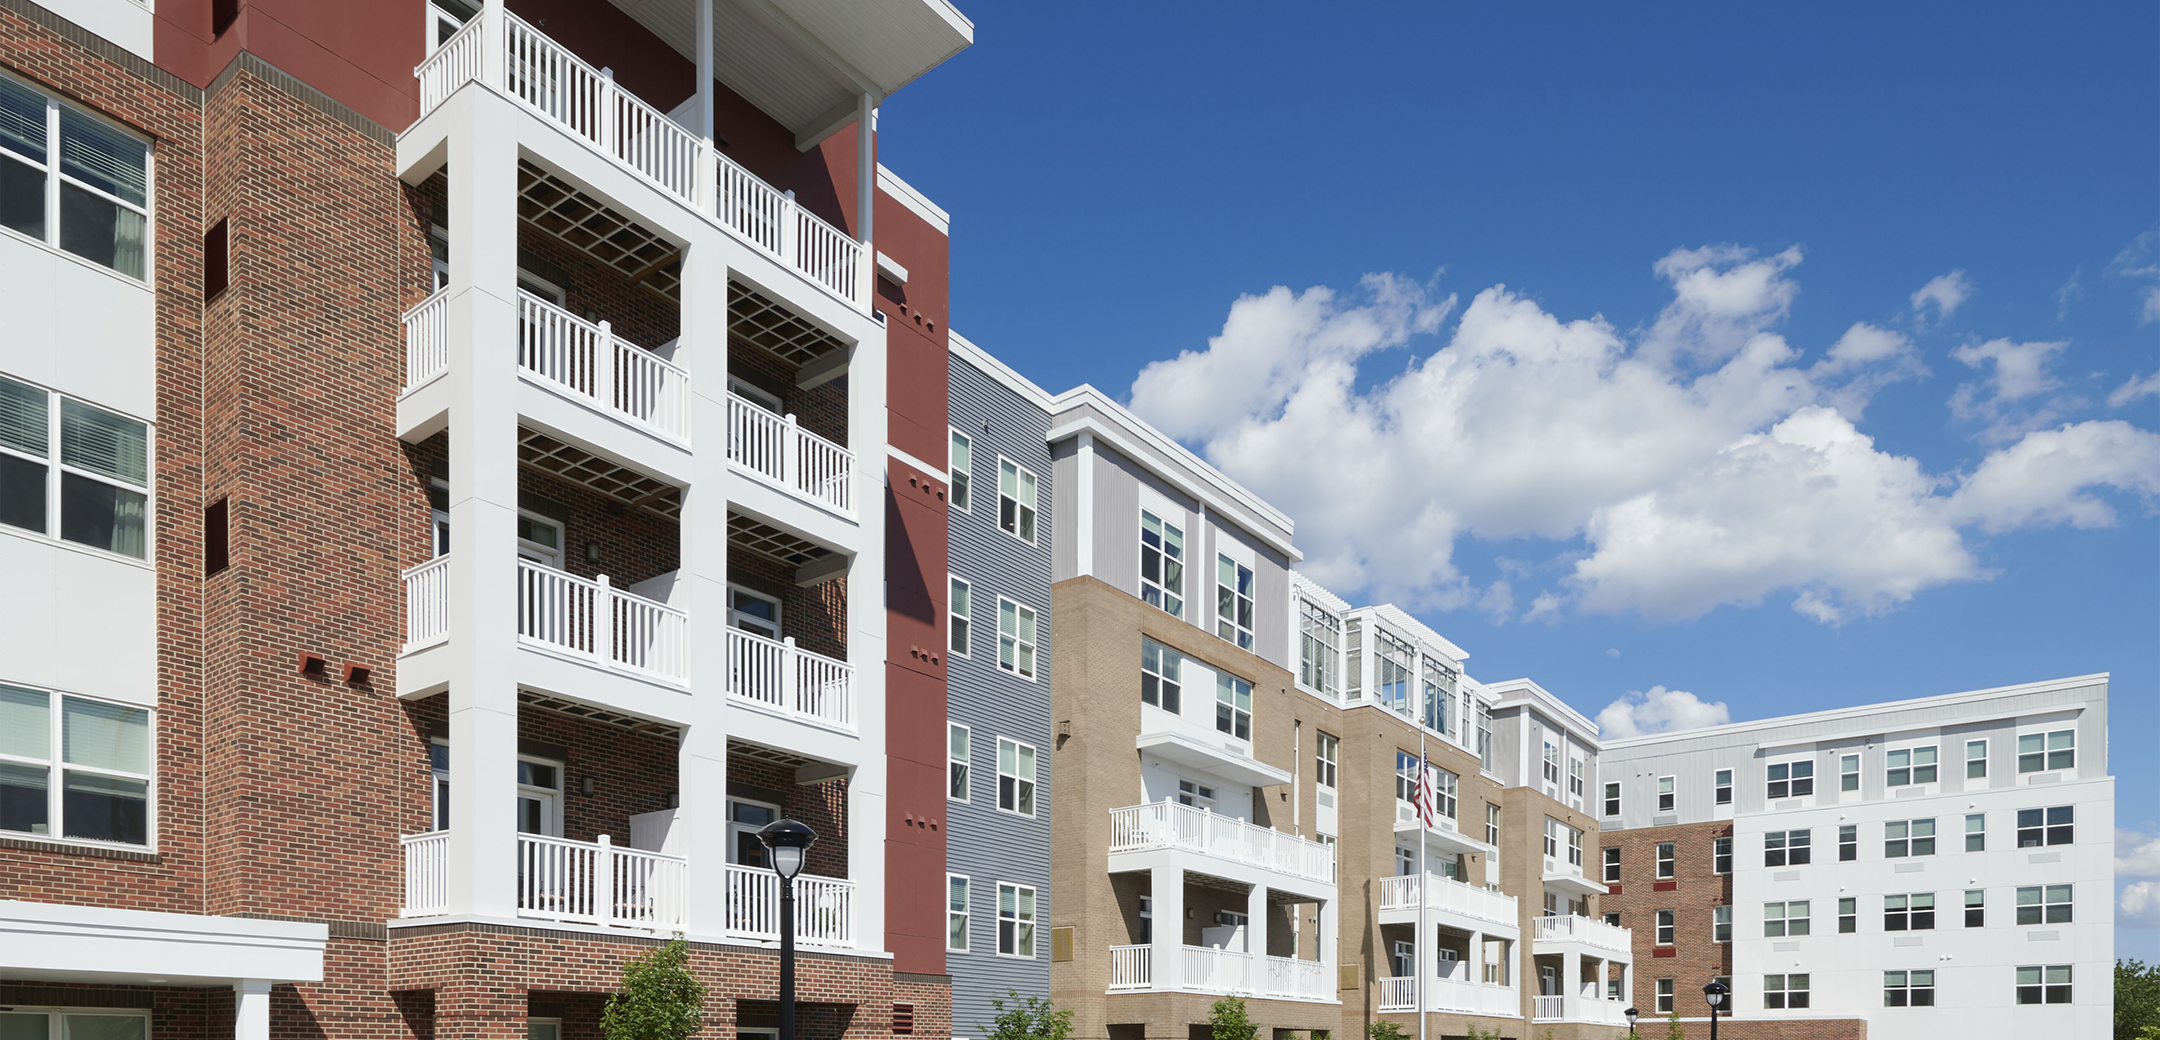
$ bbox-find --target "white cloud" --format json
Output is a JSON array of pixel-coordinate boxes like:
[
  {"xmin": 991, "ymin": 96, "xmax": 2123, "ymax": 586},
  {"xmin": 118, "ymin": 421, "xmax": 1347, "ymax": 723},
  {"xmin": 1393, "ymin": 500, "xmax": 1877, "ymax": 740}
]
[
  {"xmin": 2107, "ymin": 231, "xmax": 2160, "ymax": 324},
  {"xmin": 2124, "ymin": 881, "xmax": 2160, "ymax": 928},
  {"xmin": 2113, "ymin": 372, "xmax": 2160, "ymax": 409},
  {"xmin": 1596, "ymin": 686, "xmax": 1731, "ymax": 739},
  {"xmin": 1605, "ymin": 648, "xmax": 1621, "ymax": 659},
  {"xmin": 1127, "ymin": 246, "xmax": 2160, "ymax": 622},
  {"xmin": 2119, "ymin": 829, "xmax": 2160, "ymax": 878},
  {"xmin": 1910, "ymin": 270, "xmax": 1972, "ymax": 323}
]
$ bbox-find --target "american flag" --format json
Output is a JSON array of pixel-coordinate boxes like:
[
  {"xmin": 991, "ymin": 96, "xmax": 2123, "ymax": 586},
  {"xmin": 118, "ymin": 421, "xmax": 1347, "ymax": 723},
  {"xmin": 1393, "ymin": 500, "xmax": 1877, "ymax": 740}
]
[{"xmin": 1414, "ymin": 762, "xmax": 1439, "ymax": 830}]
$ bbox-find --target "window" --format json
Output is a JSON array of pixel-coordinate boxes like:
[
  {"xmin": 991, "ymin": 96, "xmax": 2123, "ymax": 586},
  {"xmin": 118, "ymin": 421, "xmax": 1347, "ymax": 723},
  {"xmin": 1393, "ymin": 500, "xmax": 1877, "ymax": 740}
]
[
  {"xmin": 1140, "ymin": 638, "xmax": 1182, "ymax": 713},
  {"xmin": 1542, "ymin": 741, "xmax": 1560, "ymax": 786},
  {"xmin": 1604, "ymin": 911, "xmax": 1622, "ymax": 928},
  {"xmin": 1884, "ymin": 893, "xmax": 1935, "ymax": 931},
  {"xmin": 1138, "ymin": 509, "xmax": 1183, "ymax": 615},
  {"xmin": 1476, "ymin": 700, "xmax": 1493, "ymax": 773},
  {"xmin": 1840, "ymin": 753, "xmax": 1860, "ymax": 792},
  {"xmin": 1884, "ymin": 970, "xmax": 1935, "ymax": 1007},
  {"xmin": 997, "ymin": 598, "xmax": 1037, "ymax": 680},
  {"xmin": 948, "ymin": 430, "xmax": 972, "ymax": 512},
  {"xmin": 427, "ymin": 0, "xmax": 477, "ymax": 51},
  {"xmin": 1397, "ymin": 751, "xmax": 1421, "ymax": 804},
  {"xmin": 0, "ymin": 684, "xmax": 151, "ymax": 845},
  {"xmin": 1177, "ymin": 779, "xmax": 1214, "ymax": 810},
  {"xmin": 1429, "ymin": 765, "xmax": 1459, "ymax": 821},
  {"xmin": 2016, "ymin": 805, "xmax": 2073, "ymax": 847},
  {"xmin": 0, "ymin": 374, "xmax": 149, "ymax": 558},
  {"xmin": 1767, "ymin": 759, "xmax": 1813, "ymax": 798},
  {"xmin": 1485, "ymin": 803, "xmax": 1500, "ymax": 845},
  {"xmin": 947, "ymin": 875, "xmax": 970, "ymax": 951},
  {"xmin": 2016, "ymin": 885, "xmax": 2072, "ymax": 925},
  {"xmin": 1656, "ymin": 841, "xmax": 1675, "ymax": 879},
  {"xmin": 1344, "ymin": 619, "xmax": 1363, "ymax": 701},
  {"xmin": 1655, "ymin": 909, "xmax": 1674, "ymax": 945},
  {"xmin": 1967, "ymin": 739, "xmax": 1988, "ymax": 779},
  {"xmin": 1655, "ymin": 978, "xmax": 1674, "ymax": 1014},
  {"xmin": 0, "ymin": 1009, "xmax": 150, "ymax": 1040},
  {"xmin": 515, "ymin": 510, "xmax": 563, "ymax": 567},
  {"xmin": 1765, "ymin": 829, "xmax": 1810, "ymax": 866},
  {"xmin": 948, "ymin": 577, "xmax": 972, "ymax": 656},
  {"xmin": 1421, "ymin": 656, "xmax": 1455, "ymax": 735},
  {"xmin": 1314, "ymin": 732, "xmax": 1338, "ymax": 789},
  {"xmin": 1838, "ymin": 897, "xmax": 1856, "ymax": 933},
  {"xmin": 2018, "ymin": 730, "xmax": 2074, "ymax": 773},
  {"xmin": 1214, "ymin": 672, "xmax": 1252, "ymax": 740},
  {"xmin": 0, "ymin": 76, "xmax": 150, "ymax": 278},
  {"xmin": 996, "ymin": 738, "xmax": 1035, "ymax": 816},
  {"xmin": 1763, "ymin": 900, "xmax": 1810, "ymax": 937},
  {"xmin": 1543, "ymin": 817, "xmax": 1583, "ymax": 866},
  {"xmin": 1964, "ymin": 889, "xmax": 1985, "ymax": 928},
  {"xmin": 1714, "ymin": 768, "xmax": 1732, "ymax": 805},
  {"xmin": 997, "ymin": 883, "xmax": 1036, "ymax": 956},
  {"xmin": 429, "ymin": 740, "xmax": 450, "ymax": 830},
  {"xmin": 2016, "ymin": 965, "xmax": 2072, "ymax": 1004},
  {"xmin": 998, "ymin": 459, "xmax": 1037, "ymax": 543},
  {"xmin": 1763, "ymin": 974, "xmax": 1809, "ymax": 1010},
  {"xmin": 1298, "ymin": 599, "xmax": 1341, "ymax": 698},
  {"xmin": 947, "ymin": 724, "xmax": 970, "ymax": 801},
  {"xmin": 1602, "ymin": 846, "xmax": 1621, "ymax": 883},
  {"xmin": 1215, "ymin": 554, "xmax": 1255, "ymax": 650},
  {"xmin": 1887, "ymin": 746, "xmax": 1937, "ymax": 787},
  {"xmin": 1839, "ymin": 824, "xmax": 1857, "ymax": 861},
  {"xmin": 1373, "ymin": 629, "xmax": 1414, "ymax": 717},
  {"xmin": 1965, "ymin": 813, "xmax": 1985, "ymax": 852},
  {"xmin": 1713, "ymin": 904, "xmax": 1732, "ymax": 942},
  {"xmin": 1714, "ymin": 835, "xmax": 1732, "ymax": 874},
  {"xmin": 1657, "ymin": 775, "xmax": 1674, "ymax": 812},
  {"xmin": 1885, "ymin": 818, "xmax": 1936, "ymax": 857},
  {"xmin": 1602, "ymin": 781, "xmax": 1621, "ymax": 817}
]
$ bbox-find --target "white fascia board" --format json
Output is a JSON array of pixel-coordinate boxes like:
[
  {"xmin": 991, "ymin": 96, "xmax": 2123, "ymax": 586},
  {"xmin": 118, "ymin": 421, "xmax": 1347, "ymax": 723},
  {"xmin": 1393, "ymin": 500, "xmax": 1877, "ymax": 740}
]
[
  {"xmin": 875, "ymin": 251, "xmax": 909, "ymax": 284},
  {"xmin": 0, "ymin": 900, "xmax": 327, "ymax": 984},
  {"xmin": 1290, "ymin": 571, "xmax": 1353, "ymax": 614},
  {"xmin": 1366, "ymin": 604, "xmax": 1468, "ymax": 664},
  {"xmin": 876, "ymin": 164, "xmax": 950, "ymax": 236},
  {"xmin": 948, "ymin": 331, "xmax": 1055, "ymax": 408},
  {"xmin": 1136, "ymin": 730, "xmax": 1294, "ymax": 789},
  {"xmin": 886, "ymin": 443, "xmax": 944, "ymax": 481},
  {"xmin": 1487, "ymin": 678, "xmax": 1601, "ymax": 743}
]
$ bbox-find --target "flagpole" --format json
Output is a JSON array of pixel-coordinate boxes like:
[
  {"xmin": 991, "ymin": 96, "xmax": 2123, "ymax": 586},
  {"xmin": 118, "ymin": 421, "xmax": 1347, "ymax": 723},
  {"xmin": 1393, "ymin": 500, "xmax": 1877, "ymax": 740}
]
[{"xmin": 1417, "ymin": 726, "xmax": 1427, "ymax": 1040}]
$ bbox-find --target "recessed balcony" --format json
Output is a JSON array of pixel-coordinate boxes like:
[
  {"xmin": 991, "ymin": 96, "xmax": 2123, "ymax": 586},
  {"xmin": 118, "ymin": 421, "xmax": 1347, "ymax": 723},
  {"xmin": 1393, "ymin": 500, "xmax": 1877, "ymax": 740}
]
[
  {"xmin": 400, "ymin": 555, "xmax": 690, "ymax": 687},
  {"xmin": 1376, "ymin": 976, "xmax": 1519, "ymax": 1017},
  {"xmin": 724, "ymin": 627, "xmax": 854, "ymax": 732},
  {"xmin": 1107, "ymin": 801, "xmax": 1335, "ymax": 887},
  {"xmin": 1376, "ymin": 873, "xmax": 1519, "ymax": 930},
  {"xmin": 1529, "ymin": 913, "xmax": 1632, "ymax": 956},
  {"xmin": 1106, "ymin": 945, "xmax": 1332, "ymax": 1002},
  {"xmin": 1531, "ymin": 991, "xmax": 1631, "ymax": 1026},
  {"xmin": 725, "ymin": 392, "xmax": 855, "ymax": 518}
]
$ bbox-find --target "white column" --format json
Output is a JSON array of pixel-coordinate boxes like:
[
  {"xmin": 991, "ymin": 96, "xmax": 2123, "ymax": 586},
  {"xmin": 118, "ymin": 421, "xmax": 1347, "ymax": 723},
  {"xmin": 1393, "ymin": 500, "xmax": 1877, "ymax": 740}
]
[
  {"xmin": 478, "ymin": 0, "xmax": 503, "ymax": 85},
  {"xmin": 854, "ymin": 92, "xmax": 875, "ymax": 245},
  {"xmin": 1151, "ymin": 865, "xmax": 1183, "ymax": 991},
  {"xmin": 1317, "ymin": 896, "xmax": 1336, "ymax": 968},
  {"xmin": 1245, "ymin": 883, "xmax": 1268, "ymax": 958},
  {"xmin": 677, "ymin": 232, "xmax": 731, "ymax": 935},
  {"xmin": 444, "ymin": 87, "xmax": 523, "ymax": 920},
  {"xmin": 1074, "ymin": 432, "xmax": 1095, "ymax": 576},
  {"xmin": 1468, "ymin": 929, "xmax": 1484, "ymax": 990},
  {"xmin": 693, "ymin": 0, "xmax": 716, "ymax": 213},
  {"xmin": 1563, "ymin": 949, "xmax": 1582, "ymax": 1022},
  {"xmin": 234, "ymin": 981, "xmax": 271, "ymax": 1040}
]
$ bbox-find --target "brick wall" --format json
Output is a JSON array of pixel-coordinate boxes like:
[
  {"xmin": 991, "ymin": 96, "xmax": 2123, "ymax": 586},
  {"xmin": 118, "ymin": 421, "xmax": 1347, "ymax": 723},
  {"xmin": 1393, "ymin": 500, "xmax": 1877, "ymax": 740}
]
[{"xmin": 1600, "ymin": 819, "xmax": 1733, "ymax": 1014}]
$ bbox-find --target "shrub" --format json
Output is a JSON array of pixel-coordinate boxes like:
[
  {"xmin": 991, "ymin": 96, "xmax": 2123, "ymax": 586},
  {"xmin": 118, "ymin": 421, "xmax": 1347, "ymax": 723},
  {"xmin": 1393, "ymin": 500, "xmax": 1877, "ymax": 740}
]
[
  {"xmin": 1208, "ymin": 997, "xmax": 1256, "ymax": 1040},
  {"xmin": 985, "ymin": 991, "xmax": 1073, "ymax": 1040},
  {"xmin": 601, "ymin": 938, "xmax": 705, "ymax": 1040}
]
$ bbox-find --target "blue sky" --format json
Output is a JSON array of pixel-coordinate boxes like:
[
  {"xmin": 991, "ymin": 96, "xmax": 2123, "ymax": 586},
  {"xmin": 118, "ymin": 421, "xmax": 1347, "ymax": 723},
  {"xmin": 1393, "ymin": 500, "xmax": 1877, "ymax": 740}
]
[{"xmin": 877, "ymin": 2, "xmax": 2160, "ymax": 959}]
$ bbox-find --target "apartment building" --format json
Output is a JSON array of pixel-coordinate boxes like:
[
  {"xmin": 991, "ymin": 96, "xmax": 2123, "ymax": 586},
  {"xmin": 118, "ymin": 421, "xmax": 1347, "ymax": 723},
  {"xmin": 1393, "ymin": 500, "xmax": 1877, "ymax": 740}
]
[
  {"xmin": 1599, "ymin": 674, "xmax": 2115, "ymax": 1039},
  {"xmin": 2, "ymin": 4, "xmax": 969, "ymax": 1040}
]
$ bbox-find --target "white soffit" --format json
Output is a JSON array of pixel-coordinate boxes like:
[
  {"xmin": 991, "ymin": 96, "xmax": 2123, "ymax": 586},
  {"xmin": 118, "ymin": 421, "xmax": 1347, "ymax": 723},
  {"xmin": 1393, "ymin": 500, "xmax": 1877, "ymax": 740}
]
[
  {"xmin": 0, "ymin": 900, "xmax": 327, "ymax": 985},
  {"xmin": 1136, "ymin": 731, "xmax": 1294, "ymax": 789},
  {"xmin": 603, "ymin": 0, "xmax": 973, "ymax": 144}
]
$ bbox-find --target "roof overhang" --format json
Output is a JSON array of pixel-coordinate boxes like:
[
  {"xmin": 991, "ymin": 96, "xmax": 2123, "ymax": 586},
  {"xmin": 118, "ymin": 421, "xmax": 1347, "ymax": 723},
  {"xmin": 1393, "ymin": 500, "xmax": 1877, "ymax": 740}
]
[
  {"xmin": 0, "ymin": 900, "xmax": 326, "ymax": 986},
  {"xmin": 1137, "ymin": 730, "xmax": 1294, "ymax": 789},
  {"xmin": 1541, "ymin": 870, "xmax": 1611, "ymax": 898},
  {"xmin": 604, "ymin": 0, "xmax": 973, "ymax": 148},
  {"xmin": 1393, "ymin": 816, "xmax": 1497, "ymax": 858}
]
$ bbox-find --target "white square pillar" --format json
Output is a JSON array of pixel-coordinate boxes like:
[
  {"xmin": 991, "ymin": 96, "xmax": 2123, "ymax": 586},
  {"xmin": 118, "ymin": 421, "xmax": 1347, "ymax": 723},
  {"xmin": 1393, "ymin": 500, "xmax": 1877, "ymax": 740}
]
[
  {"xmin": 1245, "ymin": 884, "xmax": 1268, "ymax": 956},
  {"xmin": 234, "ymin": 981, "xmax": 271, "ymax": 1040},
  {"xmin": 1151, "ymin": 865, "xmax": 1183, "ymax": 991},
  {"xmin": 1563, "ymin": 949, "xmax": 1582, "ymax": 1021},
  {"xmin": 676, "ymin": 231, "xmax": 732, "ymax": 937}
]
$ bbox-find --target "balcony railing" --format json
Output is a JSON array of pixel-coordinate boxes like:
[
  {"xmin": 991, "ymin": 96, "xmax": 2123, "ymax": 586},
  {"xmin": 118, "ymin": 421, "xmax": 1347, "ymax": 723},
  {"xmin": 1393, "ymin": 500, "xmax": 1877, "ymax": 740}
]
[
  {"xmin": 723, "ymin": 863, "xmax": 854, "ymax": 948},
  {"xmin": 1375, "ymin": 976, "xmax": 1519, "ymax": 1016},
  {"xmin": 1529, "ymin": 913, "xmax": 1632, "ymax": 956},
  {"xmin": 415, "ymin": 9, "xmax": 870, "ymax": 312},
  {"xmin": 726, "ymin": 393, "xmax": 855, "ymax": 517},
  {"xmin": 1108, "ymin": 946, "xmax": 1329, "ymax": 1001},
  {"xmin": 517, "ymin": 291, "xmax": 691, "ymax": 443},
  {"xmin": 518, "ymin": 559, "xmax": 689, "ymax": 684},
  {"xmin": 1108, "ymin": 945, "xmax": 1151, "ymax": 992},
  {"xmin": 1531, "ymin": 995, "xmax": 1563, "ymax": 1022},
  {"xmin": 1107, "ymin": 801, "xmax": 1335, "ymax": 885},
  {"xmin": 399, "ymin": 831, "xmax": 686, "ymax": 930},
  {"xmin": 1265, "ymin": 955, "xmax": 1332, "ymax": 1001},
  {"xmin": 403, "ymin": 556, "xmax": 452, "ymax": 652},
  {"xmin": 725, "ymin": 628, "xmax": 854, "ymax": 732},
  {"xmin": 1376, "ymin": 872, "xmax": 1518, "ymax": 927},
  {"xmin": 404, "ymin": 288, "xmax": 451, "ymax": 389},
  {"xmin": 1529, "ymin": 993, "xmax": 1629, "ymax": 1025}
]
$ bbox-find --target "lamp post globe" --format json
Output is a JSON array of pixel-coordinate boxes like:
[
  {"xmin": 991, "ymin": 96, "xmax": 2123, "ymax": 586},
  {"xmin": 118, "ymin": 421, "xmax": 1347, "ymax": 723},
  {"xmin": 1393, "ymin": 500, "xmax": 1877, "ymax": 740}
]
[
  {"xmin": 1624, "ymin": 1007, "xmax": 1638, "ymax": 1036},
  {"xmin": 1702, "ymin": 981, "xmax": 1728, "ymax": 1040},
  {"xmin": 757, "ymin": 819, "xmax": 819, "ymax": 1040}
]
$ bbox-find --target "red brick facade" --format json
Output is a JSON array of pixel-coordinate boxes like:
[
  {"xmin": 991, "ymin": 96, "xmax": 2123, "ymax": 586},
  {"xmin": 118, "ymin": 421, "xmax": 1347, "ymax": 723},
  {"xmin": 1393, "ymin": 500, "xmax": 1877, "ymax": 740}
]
[{"xmin": 1599, "ymin": 819, "xmax": 1732, "ymax": 1014}]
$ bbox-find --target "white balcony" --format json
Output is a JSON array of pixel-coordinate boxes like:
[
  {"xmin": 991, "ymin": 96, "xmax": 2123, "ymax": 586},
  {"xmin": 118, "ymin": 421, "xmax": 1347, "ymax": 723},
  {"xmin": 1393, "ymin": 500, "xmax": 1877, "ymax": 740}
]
[
  {"xmin": 1375, "ymin": 873, "xmax": 1519, "ymax": 930},
  {"xmin": 1375, "ymin": 976, "xmax": 1520, "ymax": 1017},
  {"xmin": 399, "ymin": 556, "xmax": 690, "ymax": 688},
  {"xmin": 722, "ymin": 862, "xmax": 855, "ymax": 949},
  {"xmin": 1105, "ymin": 945, "xmax": 1330, "ymax": 1002},
  {"xmin": 725, "ymin": 628, "xmax": 854, "ymax": 732},
  {"xmin": 1107, "ymin": 801, "xmax": 1335, "ymax": 887},
  {"xmin": 400, "ymin": 831, "xmax": 686, "ymax": 930},
  {"xmin": 1531, "ymin": 990, "xmax": 1630, "ymax": 1026},
  {"xmin": 1529, "ymin": 913, "xmax": 1631, "ymax": 956},
  {"xmin": 726, "ymin": 392, "xmax": 855, "ymax": 518},
  {"xmin": 415, "ymin": 9, "xmax": 870, "ymax": 313}
]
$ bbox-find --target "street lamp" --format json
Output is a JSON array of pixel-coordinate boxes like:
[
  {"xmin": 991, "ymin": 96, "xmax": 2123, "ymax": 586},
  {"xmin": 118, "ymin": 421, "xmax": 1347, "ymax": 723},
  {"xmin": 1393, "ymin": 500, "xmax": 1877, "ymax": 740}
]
[
  {"xmin": 1702, "ymin": 981, "xmax": 1728, "ymax": 1040},
  {"xmin": 1624, "ymin": 1007, "xmax": 1638, "ymax": 1036},
  {"xmin": 758, "ymin": 819, "xmax": 818, "ymax": 1040}
]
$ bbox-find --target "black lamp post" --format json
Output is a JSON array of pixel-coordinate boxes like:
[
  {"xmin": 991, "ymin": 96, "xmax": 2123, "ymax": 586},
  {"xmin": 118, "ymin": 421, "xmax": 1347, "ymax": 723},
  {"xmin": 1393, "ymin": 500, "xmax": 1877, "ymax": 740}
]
[
  {"xmin": 1702, "ymin": 981, "xmax": 1728, "ymax": 1040},
  {"xmin": 1624, "ymin": 1007, "xmax": 1638, "ymax": 1036},
  {"xmin": 758, "ymin": 819, "xmax": 818, "ymax": 1040}
]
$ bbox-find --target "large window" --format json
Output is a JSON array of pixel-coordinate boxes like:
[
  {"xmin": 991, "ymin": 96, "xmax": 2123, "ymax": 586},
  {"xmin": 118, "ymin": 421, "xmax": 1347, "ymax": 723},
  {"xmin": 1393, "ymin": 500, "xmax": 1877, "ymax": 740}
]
[
  {"xmin": 1542, "ymin": 741, "xmax": 1560, "ymax": 786},
  {"xmin": 947, "ymin": 723, "xmax": 970, "ymax": 801},
  {"xmin": 0, "ymin": 684, "xmax": 151, "ymax": 845},
  {"xmin": 948, "ymin": 430, "xmax": 973, "ymax": 512},
  {"xmin": 2017, "ymin": 805, "xmax": 2073, "ymax": 847},
  {"xmin": 996, "ymin": 738, "xmax": 1036, "ymax": 817},
  {"xmin": 1396, "ymin": 751, "xmax": 1420, "ymax": 804},
  {"xmin": 998, "ymin": 458, "xmax": 1036, "ymax": 544},
  {"xmin": 1764, "ymin": 974, "xmax": 1809, "ymax": 1010},
  {"xmin": 1297, "ymin": 598, "xmax": 1340, "ymax": 698},
  {"xmin": 1887, "ymin": 745, "xmax": 1937, "ymax": 787},
  {"xmin": 1431, "ymin": 765, "xmax": 1458, "ymax": 821},
  {"xmin": 1884, "ymin": 971, "xmax": 1934, "ymax": 1008},
  {"xmin": 1485, "ymin": 803, "xmax": 1500, "ymax": 845},
  {"xmin": 2016, "ymin": 965, "xmax": 2072, "ymax": 1005},
  {"xmin": 1885, "ymin": 818, "xmax": 1936, "ymax": 857},
  {"xmin": 1763, "ymin": 900, "xmax": 1809, "ymax": 937},
  {"xmin": 2018, "ymin": 730, "xmax": 2074, "ymax": 773},
  {"xmin": 1475, "ymin": 699, "xmax": 1492, "ymax": 772},
  {"xmin": 1140, "ymin": 637, "xmax": 1182, "ymax": 713},
  {"xmin": 1139, "ymin": 509, "xmax": 1184, "ymax": 616},
  {"xmin": 1655, "ymin": 979, "xmax": 1674, "ymax": 1014},
  {"xmin": 946, "ymin": 875, "xmax": 970, "ymax": 951},
  {"xmin": 1314, "ymin": 732, "xmax": 1338, "ymax": 790},
  {"xmin": 1373, "ymin": 629, "xmax": 1414, "ymax": 717},
  {"xmin": 1215, "ymin": 672, "xmax": 1252, "ymax": 740},
  {"xmin": 997, "ymin": 882, "xmax": 1036, "ymax": 957},
  {"xmin": 1766, "ymin": 759, "xmax": 1813, "ymax": 798},
  {"xmin": 948, "ymin": 576, "xmax": 972, "ymax": 656},
  {"xmin": 1216, "ymin": 554, "xmax": 1254, "ymax": 650},
  {"xmin": 1884, "ymin": 893, "xmax": 1935, "ymax": 931},
  {"xmin": 0, "ymin": 1009, "xmax": 148, "ymax": 1040},
  {"xmin": 0, "ymin": 75, "xmax": 150, "ymax": 278},
  {"xmin": 997, "ymin": 597, "xmax": 1037, "ymax": 680},
  {"xmin": 1570, "ymin": 756, "xmax": 1586, "ymax": 802},
  {"xmin": 0, "ymin": 374, "xmax": 150, "ymax": 558},
  {"xmin": 1765, "ymin": 829, "xmax": 1810, "ymax": 866},
  {"xmin": 1421, "ymin": 656, "xmax": 1454, "ymax": 735},
  {"xmin": 2016, "ymin": 885, "xmax": 2072, "ymax": 925}
]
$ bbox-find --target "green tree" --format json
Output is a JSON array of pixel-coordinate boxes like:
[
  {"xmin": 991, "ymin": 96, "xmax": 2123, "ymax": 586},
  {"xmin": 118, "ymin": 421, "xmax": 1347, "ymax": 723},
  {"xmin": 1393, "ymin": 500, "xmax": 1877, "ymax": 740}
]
[
  {"xmin": 1207, "ymin": 997, "xmax": 1255, "ymax": 1040},
  {"xmin": 984, "ymin": 992, "xmax": 1073, "ymax": 1040},
  {"xmin": 1366, "ymin": 1022, "xmax": 1408, "ymax": 1040},
  {"xmin": 601, "ymin": 938, "xmax": 705, "ymax": 1040},
  {"xmin": 1663, "ymin": 1010, "xmax": 1686, "ymax": 1040},
  {"xmin": 1461, "ymin": 1027, "xmax": 1502, "ymax": 1040},
  {"xmin": 2122, "ymin": 959, "xmax": 2160, "ymax": 1040}
]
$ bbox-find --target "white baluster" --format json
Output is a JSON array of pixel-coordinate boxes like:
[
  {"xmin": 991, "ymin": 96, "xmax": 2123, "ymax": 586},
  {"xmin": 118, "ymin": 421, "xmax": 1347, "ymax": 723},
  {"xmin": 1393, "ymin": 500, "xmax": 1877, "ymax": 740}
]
[
  {"xmin": 596, "ymin": 319, "xmax": 617, "ymax": 415},
  {"xmin": 781, "ymin": 189, "xmax": 798, "ymax": 266},
  {"xmin": 782, "ymin": 635, "xmax": 798, "ymax": 716},
  {"xmin": 782, "ymin": 413, "xmax": 800, "ymax": 491},
  {"xmin": 596, "ymin": 575, "xmax": 614, "ymax": 666},
  {"xmin": 596, "ymin": 834, "xmax": 614, "ymax": 929}
]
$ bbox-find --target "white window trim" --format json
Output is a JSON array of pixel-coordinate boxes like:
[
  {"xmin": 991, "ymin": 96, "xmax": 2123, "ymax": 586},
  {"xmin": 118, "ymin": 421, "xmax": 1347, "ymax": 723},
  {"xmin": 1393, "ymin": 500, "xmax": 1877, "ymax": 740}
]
[
  {"xmin": 996, "ymin": 595, "xmax": 1038, "ymax": 681},
  {"xmin": 0, "ymin": 683, "xmax": 156, "ymax": 850},
  {"xmin": 0, "ymin": 1006, "xmax": 153, "ymax": 1040},
  {"xmin": 0, "ymin": 70, "xmax": 155, "ymax": 283},
  {"xmin": 2017, "ymin": 729, "xmax": 2076, "ymax": 773},
  {"xmin": 996, "ymin": 737, "xmax": 1037, "ymax": 818},
  {"xmin": 947, "ymin": 574, "xmax": 972, "ymax": 657},
  {"xmin": 1966, "ymin": 738, "xmax": 1989, "ymax": 779},
  {"xmin": 1138, "ymin": 506, "xmax": 1185, "ymax": 618},
  {"xmin": 997, "ymin": 455, "xmax": 1038, "ymax": 546},
  {"xmin": 1885, "ymin": 744, "xmax": 1939, "ymax": 788},
  {"xmin": 1656, "ymin": 774, "xmax": 1675, "ymax": 812},
  {"xmin": 0, "ymin": 372, "xmax": 156, "ymax": 566},
  {"xmin": 1215, "ymin": 552, "xmax": 1255, "ymax": 651},
  {"xmin": 947, "ymin": 722, "xmax": 971, "ymax": 803},
  {"xmin": 947, "ymin": 427, "xmax": 974, "ymax": 514},
  {"xmin": 727, "ymin": 583, "xmax": 784, "ymax": 639},
  {"xmin": 946, "ymin": 873, "xmax": 971, "ymax": 952},
  {"xmin": 996, "ymin": 881, "xmax": 1037, "ymax": 958},
  {"xmin": 1766, "ymin": 758, "xmax": 1815, "ymax": 798}
]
